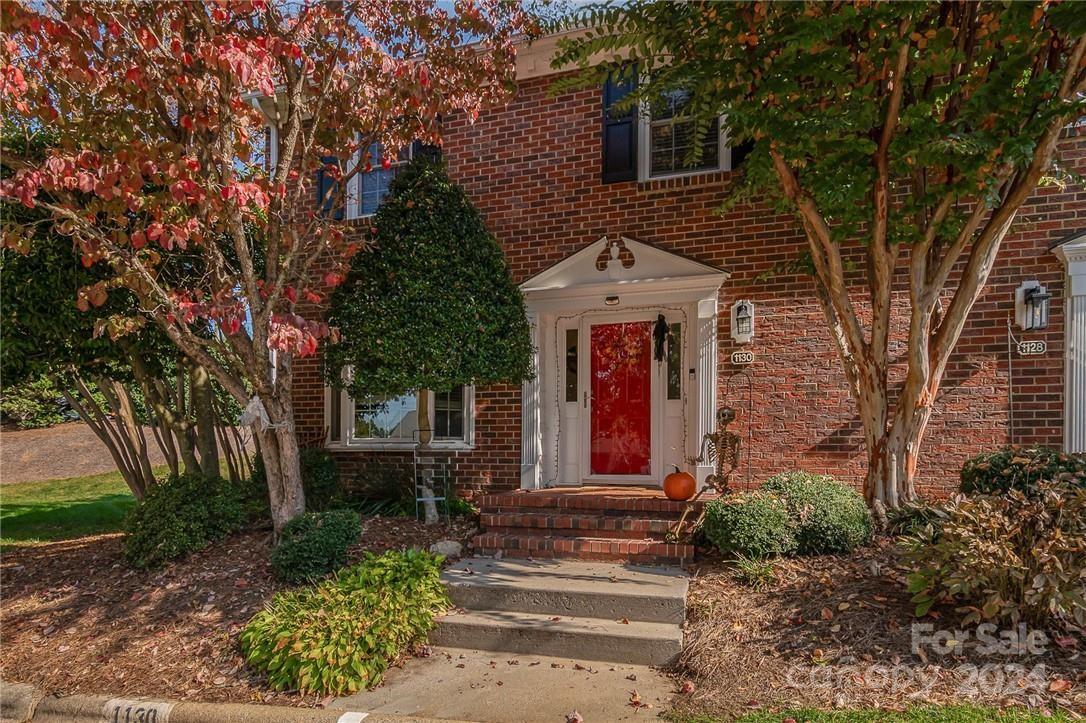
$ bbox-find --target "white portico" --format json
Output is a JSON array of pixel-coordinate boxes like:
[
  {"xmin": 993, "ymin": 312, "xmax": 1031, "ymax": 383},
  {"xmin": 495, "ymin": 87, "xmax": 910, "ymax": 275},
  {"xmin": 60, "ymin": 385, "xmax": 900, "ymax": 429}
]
[{"xmin": 518, "ymin": 236, "xmax": 729, "ymax": 490}]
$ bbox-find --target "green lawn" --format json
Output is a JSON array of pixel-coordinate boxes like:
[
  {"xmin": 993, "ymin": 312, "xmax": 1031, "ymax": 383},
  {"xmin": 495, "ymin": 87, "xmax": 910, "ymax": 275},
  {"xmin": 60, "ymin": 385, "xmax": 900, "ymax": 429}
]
[
  {"xmin": 0, "ymin": 469, "xmax": 142, "ymax": 545},
  {"xmin": 676, "ymin": 706, "xmax": 1071, "ymax": 723}
]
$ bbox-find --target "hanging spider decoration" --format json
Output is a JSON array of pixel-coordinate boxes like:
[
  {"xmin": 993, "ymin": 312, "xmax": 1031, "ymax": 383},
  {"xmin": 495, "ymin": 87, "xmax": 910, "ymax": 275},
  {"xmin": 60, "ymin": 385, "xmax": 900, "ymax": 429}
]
[{"xmin": 667, "ymin": 406, "xmax": 742, "ymax": 542}]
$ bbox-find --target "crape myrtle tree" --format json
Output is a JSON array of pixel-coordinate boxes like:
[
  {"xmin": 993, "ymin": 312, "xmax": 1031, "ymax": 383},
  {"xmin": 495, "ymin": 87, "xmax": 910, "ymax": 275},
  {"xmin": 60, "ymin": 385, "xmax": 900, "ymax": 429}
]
[
  {"xmin": 324, "ymin": 156, "xmax": 532, "ymax": 521},
  {"xmin": 554, "ymin": 1, "xmax": 1086, "ymax": 509},
  {"xmin": 0, "ymin": 236, "xmax": 252, "ymax": 496},
  {"xmin": 1, "ymin": 121, "xmax": 249, "ymax": 496},
  {"xmin": 0, "ymin": 0, "xmax": 527, "ymax": 534}
]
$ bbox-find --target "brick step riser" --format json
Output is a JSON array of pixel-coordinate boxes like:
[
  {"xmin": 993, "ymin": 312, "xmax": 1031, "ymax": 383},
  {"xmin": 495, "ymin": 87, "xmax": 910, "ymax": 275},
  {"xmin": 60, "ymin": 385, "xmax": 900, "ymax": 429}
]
[
  {"xmin": 484, "ymin": 527, "xmax": 668, "ymax": 538},
  {"xmin": 445, "ymin": 584, "xmax": 685, "ymax": 624},
  {"xmin": 476, "ymin": 546, "xmax": 688, "ymax": 566},
  {"xmin": 430, "ymin": 618, "xmax": 681, "ymax": 666},
  {"xmin": 478, "ymin": 496, "xmax": 699, "ymax": 517},
  {"xmin": 482, "ymin": 505, "xmax": 689, "ymax": 521},
  {"xmin": 481, "ymin": 513, "xmax": 689, "ymax": 534},
  {"xmin": 474, "ymin": 534, "xmax": 693, "ymax": 566}
]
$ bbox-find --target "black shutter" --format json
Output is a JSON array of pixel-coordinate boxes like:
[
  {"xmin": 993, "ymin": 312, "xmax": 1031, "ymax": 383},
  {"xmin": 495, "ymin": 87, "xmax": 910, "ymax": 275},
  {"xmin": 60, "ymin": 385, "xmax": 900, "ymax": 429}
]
[
  {"xmin": 316, "ymin": 155, "xmax": 344, "ymax": 220},
  {"xmin": 602, "ymin": 68, "xmax": 638, "ymax": 184},
  {"xmin": 731, "ymin": 139, "xmax": 755, "ymax": 169},
  {"xmin": 412, "ymin": 140, "xmax": 442, "ymax": 162}
]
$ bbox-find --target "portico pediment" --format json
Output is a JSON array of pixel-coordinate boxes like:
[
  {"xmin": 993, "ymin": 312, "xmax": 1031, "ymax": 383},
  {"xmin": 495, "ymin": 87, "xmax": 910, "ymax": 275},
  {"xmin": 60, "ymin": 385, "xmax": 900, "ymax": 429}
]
[{"xmin": 520, "ymin": 236, "xmax": 728, "ymax": 296}]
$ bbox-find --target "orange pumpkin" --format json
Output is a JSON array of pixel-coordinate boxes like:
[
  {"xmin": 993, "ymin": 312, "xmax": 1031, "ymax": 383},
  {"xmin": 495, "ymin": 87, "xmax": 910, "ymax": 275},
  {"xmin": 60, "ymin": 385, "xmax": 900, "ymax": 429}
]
[{"xmin": 663, "ymin": 467, "xmax": 696, "ymax": 501}]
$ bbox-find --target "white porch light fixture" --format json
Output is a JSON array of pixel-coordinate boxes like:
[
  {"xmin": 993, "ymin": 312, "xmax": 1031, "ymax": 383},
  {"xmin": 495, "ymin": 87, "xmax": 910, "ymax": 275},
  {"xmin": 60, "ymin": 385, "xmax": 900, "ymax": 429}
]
[
  {"xmin": 731, "ymin": 299, "xmax": 754, "ymax": 344},
  {"xmin": 1015, "ymin": 280, "xmax": 1051, "ymax": 331}
]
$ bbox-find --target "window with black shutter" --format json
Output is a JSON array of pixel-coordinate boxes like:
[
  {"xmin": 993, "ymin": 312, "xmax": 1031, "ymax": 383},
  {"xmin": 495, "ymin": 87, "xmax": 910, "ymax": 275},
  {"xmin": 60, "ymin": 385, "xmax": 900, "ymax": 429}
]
[
  {"xmin": 315, "ymin": 156, "xmax": 344, "ymax": 220},
  {"xmin": 601, "ymin": 68, "xmax": 638, "ymax": 184}
]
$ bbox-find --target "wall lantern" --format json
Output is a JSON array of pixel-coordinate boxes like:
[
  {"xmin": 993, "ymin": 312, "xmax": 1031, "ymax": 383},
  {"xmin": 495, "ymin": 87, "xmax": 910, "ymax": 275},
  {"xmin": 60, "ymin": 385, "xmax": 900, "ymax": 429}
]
[
  {"xmin": 1015, "ymin": 280, "xmax": 1051, "ymax": 331},
  {"xmin": 731, "ymin": 299, "xmax": 755, "ymax": 344}
]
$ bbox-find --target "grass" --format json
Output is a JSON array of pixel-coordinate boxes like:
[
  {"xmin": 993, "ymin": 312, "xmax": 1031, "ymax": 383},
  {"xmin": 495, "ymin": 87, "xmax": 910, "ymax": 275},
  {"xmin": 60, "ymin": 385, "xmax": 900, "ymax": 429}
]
[
  {"xmin": 0, "ymin": 469, "xmax": 145, "ymax": 545},
  {"xmin": 675, "ymin": 705, "xmax": 1072, "ymax": 722}
]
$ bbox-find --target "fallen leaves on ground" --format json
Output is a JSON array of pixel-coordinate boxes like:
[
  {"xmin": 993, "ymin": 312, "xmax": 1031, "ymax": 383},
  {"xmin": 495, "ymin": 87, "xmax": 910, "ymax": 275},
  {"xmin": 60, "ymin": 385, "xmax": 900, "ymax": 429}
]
[
  {"xmin": 0, "ymin": 516, "xmax": 477, "ymax": 706},
  {"xmin": 674, "ymin": 537, "xmax": 1085, "ymax": 718}
]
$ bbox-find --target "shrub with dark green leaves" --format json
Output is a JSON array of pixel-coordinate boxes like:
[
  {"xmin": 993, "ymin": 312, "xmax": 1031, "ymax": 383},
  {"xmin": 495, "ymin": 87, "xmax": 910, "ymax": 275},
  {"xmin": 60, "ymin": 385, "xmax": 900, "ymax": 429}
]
[
  {"xmin": 887, "ymin": 498, "xmax": 945, "ymax": 540},
  {"xmin": 903, "ymin": 482, "xmax": 1086, "ymax": 626},
  {"xmin": 762, "ymin": 471, "xmax": 872, "ymax": 554},
  {"xmin": 703, "ymin": 491, "xmax": 796, "ymax": 559},
  {"xmin": 960, "ymin": 446, "xmax": 1086, "ymax": 496},
  {"xmin": 123, "ymin": 473, "xmax": 246, "ymax": 569},
  {"xmin": 248, "ymin": 448, "xmax": 344, "ymax": 515},
  {"xmin": 241, "ymin": 549, "xmax": 449, "ymax": 695},
  {"xmin": 270, "ymin": 509, "xmax": 362, "ymax": 583}
]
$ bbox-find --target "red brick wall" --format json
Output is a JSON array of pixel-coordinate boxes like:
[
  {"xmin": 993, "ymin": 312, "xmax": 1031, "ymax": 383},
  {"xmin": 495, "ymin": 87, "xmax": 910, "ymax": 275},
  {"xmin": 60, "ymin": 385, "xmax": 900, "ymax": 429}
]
[{"xmin": 292, "ymin": 72, "xmax": 1085, "ymax": 500}]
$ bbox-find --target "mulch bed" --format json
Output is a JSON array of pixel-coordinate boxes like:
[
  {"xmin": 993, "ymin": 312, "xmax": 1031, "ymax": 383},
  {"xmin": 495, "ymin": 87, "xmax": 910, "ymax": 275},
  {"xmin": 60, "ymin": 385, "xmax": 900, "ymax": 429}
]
[
  {"xmin": 0, "ymin": 516, "xmax": 478, "ymax": 707},
  {"xmin": 674, "ymin": 537, "xmax": 1086, "ymax": 719}
]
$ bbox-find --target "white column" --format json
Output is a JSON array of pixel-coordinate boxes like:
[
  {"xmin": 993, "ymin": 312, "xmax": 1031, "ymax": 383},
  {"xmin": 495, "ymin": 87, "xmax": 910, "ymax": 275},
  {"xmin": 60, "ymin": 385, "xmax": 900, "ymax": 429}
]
[
  {"xmin": 1055, "ymin": 236, "xmax": 1086, "ymax": 453},
  {"xmin": 521, "ymin": 313, "xmax": 542, "ymax": 488},
  {"xmin": 694, "ymin": 296, "xmax": 719, "ymax": 486}
]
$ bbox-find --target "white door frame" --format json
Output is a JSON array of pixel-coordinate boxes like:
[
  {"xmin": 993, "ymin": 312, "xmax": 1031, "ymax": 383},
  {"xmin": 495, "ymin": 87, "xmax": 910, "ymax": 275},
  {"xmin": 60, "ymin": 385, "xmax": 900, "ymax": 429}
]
[{"xmin": 518, "ymin": 236, "xmax": 729, "ymax": 490}]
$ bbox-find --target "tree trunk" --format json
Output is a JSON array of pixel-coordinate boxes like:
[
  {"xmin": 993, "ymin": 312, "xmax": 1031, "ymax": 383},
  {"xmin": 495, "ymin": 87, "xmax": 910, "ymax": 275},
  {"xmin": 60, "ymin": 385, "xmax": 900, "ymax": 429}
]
[
  {"xmin": 416, "ymin": 390, "xmax": 440, "ymax": 525},
  {"xmin": 256, "ymin": 397, "xmax": 305, "ymax": 538},
  {"xmin": 189, "ymin": 364, "xmax": 220, "ymax": 477}
]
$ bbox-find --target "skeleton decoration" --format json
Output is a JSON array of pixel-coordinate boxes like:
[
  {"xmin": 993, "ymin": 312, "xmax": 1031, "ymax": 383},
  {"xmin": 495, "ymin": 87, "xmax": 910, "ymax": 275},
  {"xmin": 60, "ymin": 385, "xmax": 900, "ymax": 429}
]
[{"xmin": 667, "ymin": 406, "xmax": 742, "ymax": 542}]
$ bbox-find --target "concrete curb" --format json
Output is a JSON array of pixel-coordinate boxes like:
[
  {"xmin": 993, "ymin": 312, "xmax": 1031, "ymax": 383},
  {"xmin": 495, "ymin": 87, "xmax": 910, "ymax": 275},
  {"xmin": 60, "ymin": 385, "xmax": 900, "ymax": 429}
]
[{"xmin": 1, "ymin": 681, "xmax": 476, "ymax": 723}]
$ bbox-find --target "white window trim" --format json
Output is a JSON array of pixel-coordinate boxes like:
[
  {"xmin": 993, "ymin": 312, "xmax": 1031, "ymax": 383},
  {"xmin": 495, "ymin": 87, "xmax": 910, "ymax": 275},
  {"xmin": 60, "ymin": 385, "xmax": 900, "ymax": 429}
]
[
  {"xmin": 637, "ymin": 104, "xmax": 731, "ymax": 182},
  {"xmin": 349, "ymin": 141, "xmax": 414, "ymax": 220},
  {"xmin": 326, "ymin": 384, "xmax": 475, "ymax": 452}
]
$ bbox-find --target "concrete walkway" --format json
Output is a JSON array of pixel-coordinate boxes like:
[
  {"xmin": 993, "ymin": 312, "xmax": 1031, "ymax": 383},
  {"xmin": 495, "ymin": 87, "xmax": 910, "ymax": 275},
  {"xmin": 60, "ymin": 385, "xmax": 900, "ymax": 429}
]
[{"xmin": 333, "ymin": 648, "xmax": 675, "ymax": 722}]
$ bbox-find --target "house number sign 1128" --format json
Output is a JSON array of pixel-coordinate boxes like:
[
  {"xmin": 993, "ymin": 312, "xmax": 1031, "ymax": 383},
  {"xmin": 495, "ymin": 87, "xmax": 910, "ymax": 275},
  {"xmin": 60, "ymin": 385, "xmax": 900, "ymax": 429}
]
[
  {"xmin": 1017, "ymin": 340, "xmax": 1046, "ymax": 356},
  {"xmin": 731, "ymin": 350, "xmax": 754, "ymax": 365}
]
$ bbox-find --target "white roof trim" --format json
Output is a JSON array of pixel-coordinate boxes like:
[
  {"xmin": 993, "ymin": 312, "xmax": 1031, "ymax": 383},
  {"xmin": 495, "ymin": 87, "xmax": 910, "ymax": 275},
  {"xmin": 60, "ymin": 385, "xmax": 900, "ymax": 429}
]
[{"xmin": 520, "ymin": 235, "xmax": 728, "ymax": 296}]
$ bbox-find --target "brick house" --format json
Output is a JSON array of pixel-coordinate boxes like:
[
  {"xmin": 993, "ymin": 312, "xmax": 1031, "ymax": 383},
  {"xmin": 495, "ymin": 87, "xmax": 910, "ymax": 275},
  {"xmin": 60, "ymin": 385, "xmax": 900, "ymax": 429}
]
[{"xmin": 290, "ymin": 31, "xmax": 1086, "ymax": 543}]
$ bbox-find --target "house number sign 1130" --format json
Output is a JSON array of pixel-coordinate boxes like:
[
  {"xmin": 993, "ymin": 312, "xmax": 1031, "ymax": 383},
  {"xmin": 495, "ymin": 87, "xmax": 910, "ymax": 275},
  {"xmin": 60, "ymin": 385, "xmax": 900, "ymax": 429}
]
[
  {"xmin": 731, "ymin": 350, "xmax": 754, "ymax": 365},
  {"xmin": 1017, "ymin": 340, "xmax": 1046, "ymax": 356}
]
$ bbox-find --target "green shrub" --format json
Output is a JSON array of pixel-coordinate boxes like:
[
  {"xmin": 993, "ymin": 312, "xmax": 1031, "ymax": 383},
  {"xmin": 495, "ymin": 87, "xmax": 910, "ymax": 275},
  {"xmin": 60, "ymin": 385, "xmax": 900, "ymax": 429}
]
[
  {"xmin": 960, "ymin": 445, "xmax": 1085, "ymax": 496},
  {"xmin": 0, "ymin": 375, "xmax": 73, "ymax": 428},
  {"xmin": 732, "ymin": 555, "xmax": 776, "ymax": 590},
  {"xmin": 345, "ymin": 461, "xmax": 416, "ymax": 517},
  {"xmin": 124, "ymin": 473, "xmax": 246, "ymax": 569},
  {"xmin": 270, "ymin": 509, "xmax": 362, "ymax": 583},
  {"xmin": 903, "ymin": 482, "xmax": 1086, "ymax": 626},
  {"xmin": 249, "ymin": 448, "xmax": 344, "ymax": 513},
  {"xmin": 703, "ymin": 491, "xmax": 797, "ymax": 559},
  {"xmin": 241, "ymin": 549, "xmax": 449, "ymax": 695},
  {"xmin": 887, "ymin": 498, "xmax": 944, "ymax": 540},
  {"xmin": 762, "ymin": 471, "xmax": 872, "ymax": 555}
]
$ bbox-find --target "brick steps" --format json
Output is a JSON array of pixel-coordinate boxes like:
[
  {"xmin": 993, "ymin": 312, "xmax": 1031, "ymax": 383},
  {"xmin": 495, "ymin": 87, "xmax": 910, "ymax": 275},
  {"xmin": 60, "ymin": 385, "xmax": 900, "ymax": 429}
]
[
  {"xmin": 473, "ymin": 488, "xmax": 702, "ymax": 565},
  {"xmin": 481, "ymin": 512, "xmax": 676, "ymax": 539},
  {"xmin": 474, "ymin": 531, "xmax": 694, "ymax": 565}
]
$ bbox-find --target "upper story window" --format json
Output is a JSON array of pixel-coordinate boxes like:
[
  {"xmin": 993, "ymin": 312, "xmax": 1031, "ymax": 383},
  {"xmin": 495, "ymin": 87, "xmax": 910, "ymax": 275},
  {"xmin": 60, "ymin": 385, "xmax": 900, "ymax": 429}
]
[
  {"xmin": 602, "ymin": 72, "xmax": 741, "ymax": 184},
  {"xmin": 314, "ymin": 140, "xmax": 417, "ymax": 221},
  {"xmin": 357, "ymin": 142, "xmax": 412, "ymax": 217},
  {"xmin": 644, "ymin": 89, "xmax": 723, "ymax": 178}
]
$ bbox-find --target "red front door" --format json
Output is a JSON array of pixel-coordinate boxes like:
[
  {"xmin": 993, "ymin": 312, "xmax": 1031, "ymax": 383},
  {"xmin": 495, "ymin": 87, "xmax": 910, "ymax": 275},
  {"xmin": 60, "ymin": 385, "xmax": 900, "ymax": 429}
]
[{"xmin": 590, "ymin": 321, "xmax": 652, "ymax": 476}]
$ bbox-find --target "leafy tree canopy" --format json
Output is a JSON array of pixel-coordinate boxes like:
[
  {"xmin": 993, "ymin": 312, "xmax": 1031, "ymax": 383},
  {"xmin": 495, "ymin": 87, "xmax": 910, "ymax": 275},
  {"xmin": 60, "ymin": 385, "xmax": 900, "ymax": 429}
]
[{"xmin": 324, "ymin": 156, "xmax": 533, "ymax": 399}]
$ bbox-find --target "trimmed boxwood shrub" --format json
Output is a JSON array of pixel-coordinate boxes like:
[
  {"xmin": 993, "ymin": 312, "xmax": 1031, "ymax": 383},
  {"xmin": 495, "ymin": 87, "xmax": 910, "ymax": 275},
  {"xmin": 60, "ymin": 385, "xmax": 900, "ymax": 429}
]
[
  {"xmin": 703, "ymin": 491, "xmax": 797, "ymax": 559},
  {"xmin": 960, "ymin": 445, "xmax": 1086, "ymax": 496},
  {"xmin": 270, "ymin": 509, "xmax": 362, "ymax": 583},
  {"xmin": 241, "ymin": 549, "xmax": 449, "ymax": 695},
  {"xmin": 763, "ymin": 471, "xmax": 873, "ymax": 555},
  {"xmin": 124, "ymin": 472, "xmax": 246, "ymax": 569}
]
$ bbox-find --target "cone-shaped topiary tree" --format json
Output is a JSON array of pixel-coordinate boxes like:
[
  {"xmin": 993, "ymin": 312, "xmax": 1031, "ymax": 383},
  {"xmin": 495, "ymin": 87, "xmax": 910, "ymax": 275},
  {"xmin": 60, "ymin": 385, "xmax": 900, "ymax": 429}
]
[{"xmin": 324, "ymin": 154, "xmax": 532, "ymax": 482}]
